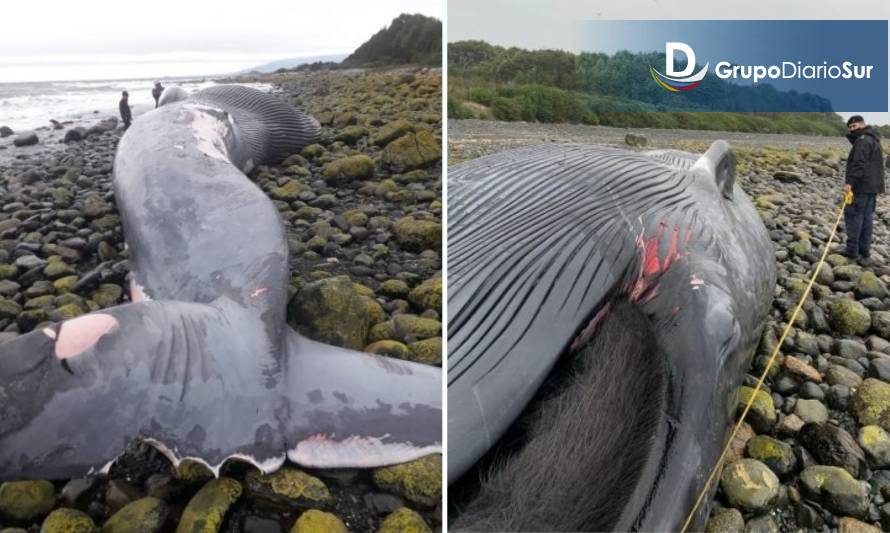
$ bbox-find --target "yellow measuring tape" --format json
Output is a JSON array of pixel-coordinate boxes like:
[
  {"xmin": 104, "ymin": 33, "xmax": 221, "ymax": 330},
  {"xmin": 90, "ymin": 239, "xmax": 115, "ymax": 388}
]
[{"xmin": 680, "ymin": 190, "xmax": 853, "ymax": 532}]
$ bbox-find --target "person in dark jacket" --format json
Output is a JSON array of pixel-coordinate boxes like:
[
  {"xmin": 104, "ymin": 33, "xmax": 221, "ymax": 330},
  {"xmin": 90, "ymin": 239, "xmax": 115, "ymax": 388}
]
[
  {"xmin": 119, "ymin": 91, "xmax": 132, "ymax": 130},
  {"xmin": 843, "ymin": 115, "xmax": 885, "ymax": 263},
  {"xmin": 152, "ymin": 82, "xmax": 164, "ymax": 108}
]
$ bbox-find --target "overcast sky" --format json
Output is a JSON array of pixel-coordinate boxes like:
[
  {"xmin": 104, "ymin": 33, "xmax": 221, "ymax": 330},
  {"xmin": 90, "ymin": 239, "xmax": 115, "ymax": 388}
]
[
  {"xmin": 1, "ymin": 0, "xmax": 442, "ymax": 82},
  {"xmin": 448, "ymin": 0, "xmax": 890, "ymax": 124}
]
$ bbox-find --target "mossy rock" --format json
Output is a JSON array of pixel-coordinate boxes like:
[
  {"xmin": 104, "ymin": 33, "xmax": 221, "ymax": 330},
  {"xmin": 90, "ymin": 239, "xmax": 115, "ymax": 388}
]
[
  {"xmin": 53, "ymin": 275, "xmax": 78, "ymax": 293},
  {"xmin": 365, "ymin": 339, "xmax": 411, "ymax": 359},
  {"xmin": 53, "ymin": 303, "xmax": 85, "ymax": 320},
  {"xmin": 102, "ymin": 497, "xmax": 168, "ymax": 533},
  {"xmin": 408, "ymin": 337, "xmax": 442, "ymax": 365},
  {"xmin": 381, "ymin": 130, "xmax": 440, "ymax": 171},
  {"xmin": 176, "ymin": 478, "xmax": 242, "ymax": 533},
  {"xmin": 373, "ymin": 455, "xmax": 441, "ymax": 507},
  {"xmin": 301, "ymin": 144, "xmax": 326, "ymax": 159},
  {"xmin": 746, "ymin": 435, "xmax": 796, "ymax": 477},
  {"xmin": 334, "ymin": 126, "xmax": 368, "ymax": 144},
  {"xmin": 858, "ymin": 425, "xmax": 890, "ymax": 468},
  {"xmin": 799, "ymin": 465, "xmax": 868, "ymax": 518},
  {"xmin": 25, "ymin": 295, "xmax": 55, "ymax": 309},
  {"xmin": 379, "ymin": 279, "xmax": 410, "ymax": 298},
  {"xmin": 322, "ymin": 155, "xmax": 374, "ymax": 185},
  {"xmin": 392, "ymin": 217, "xmax": 441, "ymax": 253},
  {"xmin": 43, "ymin": 261, "xmax": 75, "ymax": 279},
  {"xmin": 375, "ymin": 179, "xmax": 400, "ymax": 196},
  {"xmin": 705, "ymin": 507, "xmax": 744, "ymax": 533},
  {"xmin": 377, "ymin": 507, "xmax": 431, "ymax": 533},
  {"xmin": 0, "ymin": 298, "xmax": 21, "ymax": 319},
  {"xmin": 792, "ymin": 239, "xmax": 812, "ymax": 256},
  {"xmin": 40, "ymin": 508, "xmax": 96, "ymax": 533},
  {"xmin": 290, "ymin": 510, "xmax": 347, "ymax": 533},
  {"xmin": 271, "ymin": 180, "xmax": 305, "ymax": 201},
  {"xmin": 371, "ymin": 119, "xmax": 414, "ymax": 146},
  {"xmin": 342, "ymin": 209, "xmax": 368, "ymax": 227},
  {"xmin": 852, "ymin": 378, "xmax": 890, "ymax": 430},
  {"xmin": 736, "ymin": 386, "xmax": 776, "ymax": 432},
  {"xmin": 92, "ymin": 214, "xmax": 120, "ymax": 230},
  {"xmin": 408, "ymin": 277, "xmax": 441, "ymax": 313},
  {"xmin": 719, "ymin": 459, "xmax": 779, "ymax": 511},
  {"xmin": 856, "ymin": 271, "xmax": 888, "ymax": 298},
  {"xmin": 0, "ymin": 264, "xmax": 17, "ymax": 279},
  {"xmin": 288, "ymin": 276, "xmax": 383, "ymax": 350},
  {"xmin": 91, "ymin": 284, "xmax": 122, "ymax": 308},
  {"xmin": 245, "ymin": 469, "xmax": 330, "ymax": 511},
  {"xmin": 393, "ymin": 314, "xmax": 441, "ymax": 342},
  {"xmin": 174, "ymin": 460, "xmax": 214, "ymax": 485},
  {"xmin": 0, "ymin": 480, "xmax": 55, "ymax": 523},
  {"xmin": 828, "ymin": 298, "xmax": 871, "ymax": 336},
  {"xmin": 834, "ymin": 264, "xmax": 862, "ymax": 282}
]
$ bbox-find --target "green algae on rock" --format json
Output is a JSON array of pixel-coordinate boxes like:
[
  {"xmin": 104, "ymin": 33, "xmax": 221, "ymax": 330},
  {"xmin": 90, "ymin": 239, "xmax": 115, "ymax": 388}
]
[
  {"xmin": 102, "ymin": 497, "xmax": 168, "ymax": 533},
  {"xmin": 289, "ymin": 509, "xmax": 348, "ymax": 533},
  {"xmin": 373, "ymin": 455, "xmax": 442, "ymax": 507},
  {"xmin": 0, "ymin": 480, "xmax": 55, "ymax": 523},
  {"xmin": 245, "ymin": 469, "xmax": 331, "ymax": 511},
  {"xmin": 40, "ymin": 508, "xmax": 97, "ymax": 533},
  {"xmin": 377, "ymin": 507, "xmax": 432, "ymax": 533},
  {"xmin": 176, "ymin": 478, "xmax": 242, "ymax": 533}
]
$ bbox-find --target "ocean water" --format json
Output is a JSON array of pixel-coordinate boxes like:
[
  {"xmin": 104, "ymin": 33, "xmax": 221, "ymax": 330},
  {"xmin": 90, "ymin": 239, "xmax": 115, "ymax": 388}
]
[{"xmin": 0, "ymin": 77, "xmax": 275, "ymax": 132}]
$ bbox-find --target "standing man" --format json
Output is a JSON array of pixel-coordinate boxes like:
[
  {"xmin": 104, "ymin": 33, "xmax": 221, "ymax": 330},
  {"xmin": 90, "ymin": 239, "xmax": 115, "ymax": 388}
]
[
  {"xmin": 843, "ymin": 115, "xmax": 885, "ymax": 264},
  {"xmin": 119, "ymin": 91, "xmax": 132, "ymax": 130},
  {"xmin": 152, "ymin": 81, "xmax": 164, "ymax": 108}
]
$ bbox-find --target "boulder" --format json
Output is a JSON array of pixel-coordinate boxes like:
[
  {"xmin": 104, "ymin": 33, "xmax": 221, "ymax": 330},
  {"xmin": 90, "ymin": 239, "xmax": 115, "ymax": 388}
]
[{"xmin": 12, "ymin": 132, "xmax": 38, "ymax": 147}]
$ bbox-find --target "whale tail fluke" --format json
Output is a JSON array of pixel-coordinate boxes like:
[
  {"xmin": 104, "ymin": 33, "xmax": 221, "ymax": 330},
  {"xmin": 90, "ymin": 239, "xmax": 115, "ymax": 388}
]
[
  {"xmin": 281, "ymin": 330, "xmax": 443, "ymax": 469},
  {"xmin": 0, "ymin": 302, "xmax": 442, "ymax": 481}
]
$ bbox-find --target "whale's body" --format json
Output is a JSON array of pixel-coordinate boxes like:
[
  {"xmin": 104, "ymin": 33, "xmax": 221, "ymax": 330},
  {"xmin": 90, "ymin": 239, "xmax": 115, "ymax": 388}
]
[
  {"xmin": 448, "ymin": 142, "xmax": 775, "ymax": 530},
  {"xmin": 0, "ymin": 85, "xmax": 441, "ymax": 479}
]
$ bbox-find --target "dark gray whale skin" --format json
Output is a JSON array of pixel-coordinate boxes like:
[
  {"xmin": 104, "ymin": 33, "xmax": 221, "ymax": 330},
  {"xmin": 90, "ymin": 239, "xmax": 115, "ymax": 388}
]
[
  {"xmin": 0, "ymin": 85, "xmax": 441, "ymax": 479},
  {"xmin": 447, "ymin": 141, "xmax": 775, "ymax": 530}
]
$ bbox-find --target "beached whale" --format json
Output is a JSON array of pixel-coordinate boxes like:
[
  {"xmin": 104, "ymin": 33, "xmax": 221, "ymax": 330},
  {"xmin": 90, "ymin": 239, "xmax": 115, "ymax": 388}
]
[
  {"xmin": 0, "ymin": 85, "xmax": 441, "ymax": 479},
  {"xmin": 448, "ymin": 141, "xmax": 775, "ymax": 531}
]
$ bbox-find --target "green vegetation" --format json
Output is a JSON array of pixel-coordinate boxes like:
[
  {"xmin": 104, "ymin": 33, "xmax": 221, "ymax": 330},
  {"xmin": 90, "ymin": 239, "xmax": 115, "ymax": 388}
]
[
  {"xmin": 343, "ymin": 14, "xmax": 442, "ymax": 67},
  {"xmin": 448, "ymin": 40, "xmax": 850, "ymax": 136}
]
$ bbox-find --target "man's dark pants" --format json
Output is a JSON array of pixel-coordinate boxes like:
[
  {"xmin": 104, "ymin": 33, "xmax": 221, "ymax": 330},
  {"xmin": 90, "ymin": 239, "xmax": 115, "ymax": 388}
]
[{"xmin": 845, "ymin": 193, "xmax": 877, "ymax": 258}]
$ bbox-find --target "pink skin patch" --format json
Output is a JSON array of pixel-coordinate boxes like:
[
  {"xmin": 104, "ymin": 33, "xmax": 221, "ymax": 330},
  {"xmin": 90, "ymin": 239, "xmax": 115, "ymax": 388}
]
[
  {"xmin": 129, "ymin": 279, "xmax": 150, "ymax": 302},
  {"xmin": 50, "ymin": 313, "xmax": 118, "ymax": 359},
  {"xmin": 250, "ymin": 287, "xmax": 268, "ymax": 298}
]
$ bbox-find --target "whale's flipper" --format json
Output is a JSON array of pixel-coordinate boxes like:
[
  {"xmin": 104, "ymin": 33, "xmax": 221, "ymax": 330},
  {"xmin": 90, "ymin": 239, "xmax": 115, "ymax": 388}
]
[
  {"xmin": 0, "ymin": 301, "xmax": 289, "ymax": 480},
  {"xmin": 282, "ymin": 331, "xmax": 442, "ymax": 469}
]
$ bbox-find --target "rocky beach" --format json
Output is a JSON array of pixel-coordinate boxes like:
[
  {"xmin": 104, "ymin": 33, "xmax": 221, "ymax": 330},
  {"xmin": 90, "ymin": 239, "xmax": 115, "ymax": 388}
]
[
  {"xmin": 451, "ymin": 119, "xmax": 890, "ymax": 532},
  {"xmin": 0, "ymin": 68, "xmax": 442, "ymax": 532}
]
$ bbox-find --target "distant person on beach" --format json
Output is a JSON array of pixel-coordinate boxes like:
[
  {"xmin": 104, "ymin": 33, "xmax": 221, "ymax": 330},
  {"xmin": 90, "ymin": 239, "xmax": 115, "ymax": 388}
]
[
  {"xmin": 152, "ymin": 81, "xmax": 164, "ymax": 108},
  {"xmin": 843, "ymin": 115, "xmax": 885, "ymax": 264},
  {"xmin": 119, "ymin": 91, "xmax": 132, "ymax": 130}
]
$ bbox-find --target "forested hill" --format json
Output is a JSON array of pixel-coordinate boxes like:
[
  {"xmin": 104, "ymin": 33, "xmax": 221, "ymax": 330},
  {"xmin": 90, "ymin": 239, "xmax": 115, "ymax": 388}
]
[
  {"xmin": 448, "ymin": 40, "xmax": 849, "ymax": 136},
  {"xmin": 343, "ymin": 14, "xmax": 442, "ymax": 67}
]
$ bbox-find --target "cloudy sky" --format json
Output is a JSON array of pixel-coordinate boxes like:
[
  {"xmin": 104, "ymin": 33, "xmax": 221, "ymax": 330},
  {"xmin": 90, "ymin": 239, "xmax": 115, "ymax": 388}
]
[
  {"xmin": 1, "ymin": 0, "xmax": 442, "ymax": 82},
  {"xmin": 448, "ymin": 0, "xmax": 890, "ymax": 124}
]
